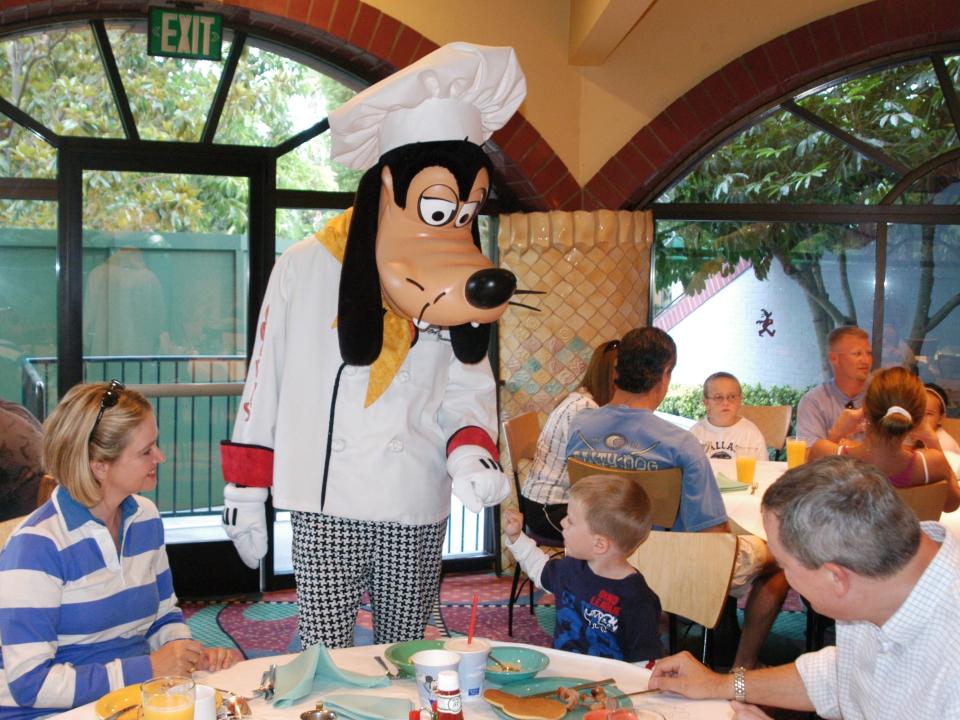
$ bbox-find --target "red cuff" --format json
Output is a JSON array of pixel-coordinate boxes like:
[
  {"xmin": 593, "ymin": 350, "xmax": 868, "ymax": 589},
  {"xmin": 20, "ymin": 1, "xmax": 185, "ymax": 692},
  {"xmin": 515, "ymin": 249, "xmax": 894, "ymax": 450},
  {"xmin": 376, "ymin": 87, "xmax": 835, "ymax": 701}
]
[
  {"xmin": 220, "ymin": 441, "xmax": 273, "ymax": 488},
  {"xmin": 446, "ymin": 426, "xmax": 499, "ymax": 461}
]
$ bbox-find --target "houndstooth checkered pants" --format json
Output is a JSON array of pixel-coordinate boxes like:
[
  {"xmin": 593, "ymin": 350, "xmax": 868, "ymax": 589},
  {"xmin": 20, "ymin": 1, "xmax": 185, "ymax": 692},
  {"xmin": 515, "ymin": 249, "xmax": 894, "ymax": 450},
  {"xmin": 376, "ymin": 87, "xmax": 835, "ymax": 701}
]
[{"xmin": 291, "ymin": 511, "xmax": 447, "ymax": 648}]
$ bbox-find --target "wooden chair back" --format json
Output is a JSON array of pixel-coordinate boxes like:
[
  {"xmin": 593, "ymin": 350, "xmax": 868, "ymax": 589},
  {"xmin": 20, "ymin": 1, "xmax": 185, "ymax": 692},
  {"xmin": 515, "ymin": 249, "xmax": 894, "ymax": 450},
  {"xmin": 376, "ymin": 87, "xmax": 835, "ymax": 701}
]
[
  {"xmin": 739, "ymin": 405, "xmax": 792, "ymax": 451},
  {"xmin": 628, "ymin": 531, "xmax": 738, "ymax": 629},
  {"xmin": 37, "ymin": 474, "xmax": 56, "ymax": 507},
  {"xmin": 502, "ymin": 412, "xmax": 540, "ymax": 487},
  {"xmin": 566, "ymin": 457, "xmax": 683, "ymax": 528},
  {"xmin": 0, "ymin": 516, "xmax": 26, "ymax": 551},
  {"xmin": 940, "ymin": 418, "xmax": 960, "ymax": 449},
  {"xmin": 895, "ymin": 481, "xmax": 948, "ymax": 521}
]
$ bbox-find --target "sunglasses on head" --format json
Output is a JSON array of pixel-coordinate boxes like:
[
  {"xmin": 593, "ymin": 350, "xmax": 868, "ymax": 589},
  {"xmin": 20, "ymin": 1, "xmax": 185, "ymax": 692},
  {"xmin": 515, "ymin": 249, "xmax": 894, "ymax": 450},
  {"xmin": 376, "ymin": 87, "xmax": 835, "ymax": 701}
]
[{"xmin": 89, "ymin": 379, "xmax": 125, "ymax": 444}]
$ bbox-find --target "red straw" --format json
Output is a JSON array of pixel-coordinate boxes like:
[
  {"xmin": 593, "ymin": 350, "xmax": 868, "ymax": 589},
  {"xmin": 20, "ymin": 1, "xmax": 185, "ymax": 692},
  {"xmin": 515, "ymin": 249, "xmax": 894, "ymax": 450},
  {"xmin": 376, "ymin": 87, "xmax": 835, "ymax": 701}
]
[{"xmin": 467, "ymin": 592, "xmax": 479, "ymax": 644}]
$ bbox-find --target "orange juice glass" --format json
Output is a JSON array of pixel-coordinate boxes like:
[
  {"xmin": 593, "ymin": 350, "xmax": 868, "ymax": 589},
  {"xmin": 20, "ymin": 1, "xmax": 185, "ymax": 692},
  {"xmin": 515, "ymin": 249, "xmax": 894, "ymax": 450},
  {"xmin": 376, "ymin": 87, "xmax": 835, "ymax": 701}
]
[
  {"xmin": 786, "ymin": 437, "xmax": 807, "ymax": 469},
  {"xmin": 735, "ymin": 455, "xmax": 757, "ymax": 485},
  {"xmin": 141, "ymin": 677, "xmax": 194, "ymax": 720}
]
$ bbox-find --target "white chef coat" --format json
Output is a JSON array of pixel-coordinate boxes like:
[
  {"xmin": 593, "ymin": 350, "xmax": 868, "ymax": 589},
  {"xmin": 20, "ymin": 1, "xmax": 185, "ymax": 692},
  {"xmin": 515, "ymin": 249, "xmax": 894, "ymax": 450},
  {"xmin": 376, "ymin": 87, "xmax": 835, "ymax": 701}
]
[{"xmin": 230, "ymin": 231, "xmax": 498, "ymax": 525}]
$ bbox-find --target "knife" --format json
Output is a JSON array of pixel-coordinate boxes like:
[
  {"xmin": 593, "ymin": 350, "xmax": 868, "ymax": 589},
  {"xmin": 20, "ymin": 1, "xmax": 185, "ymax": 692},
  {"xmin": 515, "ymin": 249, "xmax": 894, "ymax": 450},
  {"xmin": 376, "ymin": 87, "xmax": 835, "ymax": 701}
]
[{"xmin": 102, "ymin": 702, "xmax": 139, "ymax": 720}]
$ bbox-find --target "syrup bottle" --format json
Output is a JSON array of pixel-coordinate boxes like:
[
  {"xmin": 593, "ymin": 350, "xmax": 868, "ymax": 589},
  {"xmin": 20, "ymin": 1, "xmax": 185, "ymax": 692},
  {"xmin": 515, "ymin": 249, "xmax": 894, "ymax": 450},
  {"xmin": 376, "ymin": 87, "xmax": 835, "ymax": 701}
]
[{"xmin": 434, "ymin": 669, "xmax": 464, "ymax": 720}]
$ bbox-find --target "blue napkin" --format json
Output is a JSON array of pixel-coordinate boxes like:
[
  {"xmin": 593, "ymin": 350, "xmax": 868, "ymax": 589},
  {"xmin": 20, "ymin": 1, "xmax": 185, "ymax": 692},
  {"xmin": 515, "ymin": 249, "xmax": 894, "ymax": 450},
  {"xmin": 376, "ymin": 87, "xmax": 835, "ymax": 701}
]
[
  {"xmin": 320, "ymin": 692, "xmax": 413, "ymax": 720},
  {"xmin": 271, "ymin": 644, "xmax": 390, "ymax": 707}
]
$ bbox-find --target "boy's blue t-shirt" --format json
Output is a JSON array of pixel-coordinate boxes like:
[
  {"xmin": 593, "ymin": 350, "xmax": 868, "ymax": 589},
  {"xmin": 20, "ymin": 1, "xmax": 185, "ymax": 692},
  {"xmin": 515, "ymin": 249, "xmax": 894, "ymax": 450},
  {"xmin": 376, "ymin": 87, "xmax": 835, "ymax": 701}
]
[{"xmin": 540, "ymin": 556, "xmax": 662, "ymax": 662}]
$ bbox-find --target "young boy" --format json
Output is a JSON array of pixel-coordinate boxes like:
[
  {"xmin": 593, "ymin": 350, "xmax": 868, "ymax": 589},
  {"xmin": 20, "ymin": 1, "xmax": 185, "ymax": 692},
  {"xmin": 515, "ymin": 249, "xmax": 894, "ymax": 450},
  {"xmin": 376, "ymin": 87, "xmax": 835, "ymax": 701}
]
[
  {"xmin": 503, "ymin": 474, "xmax": 662, "ymax": 662},
  {"xmin": 690, "ymin": 371, "xmax": 767, "ymax": 460}
]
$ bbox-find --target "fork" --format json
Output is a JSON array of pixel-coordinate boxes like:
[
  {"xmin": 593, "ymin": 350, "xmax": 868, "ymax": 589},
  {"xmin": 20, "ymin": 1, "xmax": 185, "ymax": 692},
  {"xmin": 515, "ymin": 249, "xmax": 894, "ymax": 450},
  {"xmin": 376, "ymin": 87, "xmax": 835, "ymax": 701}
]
[
  {"xmin": 374, "ymin": 655, "xmax": 398, "ymax": 679},
  {"xmin": 252, "ymin": 664, "xmax": 277, "ymax": 701}
]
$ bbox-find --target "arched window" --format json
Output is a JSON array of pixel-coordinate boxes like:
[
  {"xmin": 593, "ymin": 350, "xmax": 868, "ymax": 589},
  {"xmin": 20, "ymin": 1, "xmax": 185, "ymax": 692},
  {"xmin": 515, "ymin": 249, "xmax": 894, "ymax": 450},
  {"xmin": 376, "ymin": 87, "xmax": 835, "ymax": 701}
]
[
  {"xmin": 0, "ymin": 17, "xmax": 493, "ymax": 589},
  {"xmin": 652, "ymin": 52, "xmax": 960, "ymax": 415}
]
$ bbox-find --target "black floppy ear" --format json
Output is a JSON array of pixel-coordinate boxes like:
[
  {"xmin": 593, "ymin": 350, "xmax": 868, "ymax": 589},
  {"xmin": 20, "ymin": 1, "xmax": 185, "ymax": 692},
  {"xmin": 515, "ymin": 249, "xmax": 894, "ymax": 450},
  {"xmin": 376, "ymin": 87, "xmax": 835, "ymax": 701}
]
[
  {"xmin": 450, "ymin": 322, "xmax": 491, "ymax": 363},
  {"xmin": 338, "ymin": 165, "xmax": 385, "ymax": 365}
]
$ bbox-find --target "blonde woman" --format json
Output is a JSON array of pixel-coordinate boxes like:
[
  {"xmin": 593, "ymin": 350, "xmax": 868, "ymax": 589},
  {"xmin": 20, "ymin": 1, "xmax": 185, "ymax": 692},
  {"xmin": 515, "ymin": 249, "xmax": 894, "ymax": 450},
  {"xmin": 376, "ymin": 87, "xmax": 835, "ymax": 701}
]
[
  {"xmin": 809, "ymin": 367, "xmax": 960, "ymax": 512},
  {"xmin": 0, "ymin": 382, "xmax": 240, "ymax": 719}
]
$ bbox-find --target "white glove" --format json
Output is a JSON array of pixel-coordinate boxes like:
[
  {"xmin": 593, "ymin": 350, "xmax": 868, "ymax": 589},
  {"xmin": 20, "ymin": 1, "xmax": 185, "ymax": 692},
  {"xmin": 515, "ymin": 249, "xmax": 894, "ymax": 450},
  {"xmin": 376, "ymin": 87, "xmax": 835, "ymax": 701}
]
[
  {"xmin": 447, "ymin": 445, "xmax": 510, "ymax": 513},
  {"xmin": 221, "ymin": 484, "xmax": 268, "ymax": 569}
]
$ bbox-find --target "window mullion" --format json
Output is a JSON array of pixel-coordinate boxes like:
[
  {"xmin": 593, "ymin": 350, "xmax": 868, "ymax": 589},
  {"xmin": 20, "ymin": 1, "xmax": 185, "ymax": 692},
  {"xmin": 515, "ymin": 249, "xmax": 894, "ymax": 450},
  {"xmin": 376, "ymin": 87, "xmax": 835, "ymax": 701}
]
[
  {"xmin": 90, "ymin": 20, "xmax": 138, "ymax": 141},
  {"xmin": 201, "ymin": 31, "xmax": 247, "ymax": 144}
]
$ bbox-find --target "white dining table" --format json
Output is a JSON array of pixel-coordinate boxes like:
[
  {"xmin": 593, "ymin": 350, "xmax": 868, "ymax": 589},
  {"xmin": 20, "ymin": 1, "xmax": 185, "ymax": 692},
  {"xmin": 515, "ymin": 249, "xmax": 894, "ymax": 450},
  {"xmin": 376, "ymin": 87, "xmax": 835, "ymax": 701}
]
[
  {"xmin": 53, "ymin": 642, "xmax": 734, "ymax": 720},
  {"xmin": 715, "ymin": 454, "xmax": 960, "ymax": 540}
]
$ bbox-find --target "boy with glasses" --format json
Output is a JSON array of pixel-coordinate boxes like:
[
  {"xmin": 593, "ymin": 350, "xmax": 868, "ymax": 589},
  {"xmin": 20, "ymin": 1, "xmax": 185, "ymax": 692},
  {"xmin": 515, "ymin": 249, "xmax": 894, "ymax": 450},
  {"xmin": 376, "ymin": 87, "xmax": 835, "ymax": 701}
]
[{"xmin": 691, "ymin": 372, "xmax": 767, "ymax": 461}]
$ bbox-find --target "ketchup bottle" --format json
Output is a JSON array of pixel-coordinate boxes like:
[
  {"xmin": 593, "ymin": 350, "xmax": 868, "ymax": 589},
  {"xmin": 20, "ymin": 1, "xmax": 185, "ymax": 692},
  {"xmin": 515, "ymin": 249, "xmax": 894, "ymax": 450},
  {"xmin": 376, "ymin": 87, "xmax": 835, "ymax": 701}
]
[{"xmin": 434, "ymin": 669, "xmax": 464, "ymax": 720}]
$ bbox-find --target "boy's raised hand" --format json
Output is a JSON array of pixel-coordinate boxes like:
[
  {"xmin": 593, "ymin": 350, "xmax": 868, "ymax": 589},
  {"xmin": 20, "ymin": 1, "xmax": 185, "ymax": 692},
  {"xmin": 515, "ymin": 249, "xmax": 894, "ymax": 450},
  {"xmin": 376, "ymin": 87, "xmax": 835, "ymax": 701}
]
[{"xmin": 503, "ymin": 509, "xmax": 524, "ymax": 542}]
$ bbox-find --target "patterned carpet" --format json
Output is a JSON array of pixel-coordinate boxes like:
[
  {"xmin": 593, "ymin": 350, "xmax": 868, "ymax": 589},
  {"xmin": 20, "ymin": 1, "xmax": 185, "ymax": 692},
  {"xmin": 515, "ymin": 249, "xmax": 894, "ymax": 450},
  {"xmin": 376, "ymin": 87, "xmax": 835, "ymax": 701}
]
[{"xmin": 181, "ymin": 571, "xmax": 557, "ymax": 659}]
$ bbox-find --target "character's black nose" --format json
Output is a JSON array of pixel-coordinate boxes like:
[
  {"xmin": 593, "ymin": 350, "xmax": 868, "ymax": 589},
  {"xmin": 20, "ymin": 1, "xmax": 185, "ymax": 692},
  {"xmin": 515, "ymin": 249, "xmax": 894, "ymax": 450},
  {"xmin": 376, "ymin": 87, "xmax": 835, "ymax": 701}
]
[{"xmin": 465, "ymin": 268, "xmax": 517, "ymax": 309}]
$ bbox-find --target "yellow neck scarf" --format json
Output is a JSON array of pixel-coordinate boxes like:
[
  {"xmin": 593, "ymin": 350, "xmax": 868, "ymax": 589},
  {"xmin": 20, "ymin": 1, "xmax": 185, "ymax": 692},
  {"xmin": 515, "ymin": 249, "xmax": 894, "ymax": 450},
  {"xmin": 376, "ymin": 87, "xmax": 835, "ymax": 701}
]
[{"xmin": 316, "ymin": 209, "xmax": 414, "ymax": 407}]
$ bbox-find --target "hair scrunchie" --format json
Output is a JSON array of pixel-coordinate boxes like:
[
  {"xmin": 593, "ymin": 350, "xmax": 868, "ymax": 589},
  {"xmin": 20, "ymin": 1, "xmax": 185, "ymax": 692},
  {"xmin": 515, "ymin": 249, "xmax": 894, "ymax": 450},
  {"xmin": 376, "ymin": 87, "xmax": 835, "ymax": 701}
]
[{"xmin": 884, "ymin": 405, "xmax": 912, "ymax": 422}]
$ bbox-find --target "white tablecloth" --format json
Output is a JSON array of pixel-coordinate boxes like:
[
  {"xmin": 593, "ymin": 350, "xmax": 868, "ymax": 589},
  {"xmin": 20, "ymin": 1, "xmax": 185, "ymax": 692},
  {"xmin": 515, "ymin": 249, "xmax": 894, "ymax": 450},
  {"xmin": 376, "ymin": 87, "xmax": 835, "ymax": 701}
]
[
  {"xmin": 53, "ymin": 643, "xmax": 733, "ymax": 720},
  {"xmin": 716, "ymin": 456, "xmax": 960, "ymax": 540}
]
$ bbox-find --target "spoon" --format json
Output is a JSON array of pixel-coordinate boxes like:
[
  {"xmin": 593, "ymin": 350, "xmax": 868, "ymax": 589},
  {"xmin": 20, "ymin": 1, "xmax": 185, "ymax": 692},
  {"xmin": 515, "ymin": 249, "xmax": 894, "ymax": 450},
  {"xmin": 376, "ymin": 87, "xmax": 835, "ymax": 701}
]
[{"xmin": 487, "ymin": 654, "xmax": 513, "ymax": 671}]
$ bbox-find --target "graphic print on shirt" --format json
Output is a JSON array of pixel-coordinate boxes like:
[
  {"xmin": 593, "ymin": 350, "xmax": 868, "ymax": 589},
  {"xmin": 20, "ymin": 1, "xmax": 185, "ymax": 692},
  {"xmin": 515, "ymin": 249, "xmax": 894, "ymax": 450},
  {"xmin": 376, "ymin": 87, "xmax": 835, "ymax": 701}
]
[
  {"xmin": 702, "ymin": 440, "xmax": 736, "ymax": 459},
  {"xmin": 554, "ymin": 588, "xmax": 625, "ymax": 660},
  {"xmin": 569, "ymin": 429, "xmax": 661, "ymax": 470}
]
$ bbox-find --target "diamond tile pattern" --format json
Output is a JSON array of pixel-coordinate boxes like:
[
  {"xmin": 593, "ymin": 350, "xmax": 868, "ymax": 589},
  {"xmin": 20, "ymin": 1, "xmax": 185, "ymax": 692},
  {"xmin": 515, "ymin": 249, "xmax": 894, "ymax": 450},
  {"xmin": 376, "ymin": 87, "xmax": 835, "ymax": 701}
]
[
  {"xmin": 495, "ymin": 210, "xmax": 653, "ymax": 463},
  {"xmin": 493, "ymin": 210, "xmax": 653, "ymax": 568}
]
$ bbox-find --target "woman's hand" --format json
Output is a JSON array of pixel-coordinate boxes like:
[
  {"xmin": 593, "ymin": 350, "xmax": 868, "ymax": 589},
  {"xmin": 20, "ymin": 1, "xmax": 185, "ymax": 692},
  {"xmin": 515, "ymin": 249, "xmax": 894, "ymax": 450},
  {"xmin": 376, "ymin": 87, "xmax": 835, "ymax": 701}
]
[
  {"xmin": 150, "ymin": 639, "xmax": 204, "ymax": 676},
  {"xmin": 828, "ymin": 407, "xmax": 865, "ymax": 443},
  {"xmin": 198, "ymin": 647, "xmax": 243, "ymax": 672}
]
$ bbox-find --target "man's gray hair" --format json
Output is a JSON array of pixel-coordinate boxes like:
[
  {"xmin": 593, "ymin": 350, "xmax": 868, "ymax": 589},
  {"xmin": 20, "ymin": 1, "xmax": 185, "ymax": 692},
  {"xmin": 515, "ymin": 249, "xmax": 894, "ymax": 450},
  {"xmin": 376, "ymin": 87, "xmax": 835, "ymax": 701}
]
[{"xmin": 761, "ymin": 456, "xmax": 921, "ymax": 577}]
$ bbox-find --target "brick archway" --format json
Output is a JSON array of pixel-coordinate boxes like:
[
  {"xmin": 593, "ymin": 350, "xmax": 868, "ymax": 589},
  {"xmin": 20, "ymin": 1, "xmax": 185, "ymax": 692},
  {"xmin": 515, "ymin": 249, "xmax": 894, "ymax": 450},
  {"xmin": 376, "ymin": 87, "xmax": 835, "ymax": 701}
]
[
  {"xmin": 3, "ymin": 0, "xmax": 958, "ymax": 212},
  {"xmin": 0, "ymin": 0, "xmax": 577, "ymax": 211},
  {"xmin": 584, "ymin": 0, "xmax": 960, "ymax": 210}
]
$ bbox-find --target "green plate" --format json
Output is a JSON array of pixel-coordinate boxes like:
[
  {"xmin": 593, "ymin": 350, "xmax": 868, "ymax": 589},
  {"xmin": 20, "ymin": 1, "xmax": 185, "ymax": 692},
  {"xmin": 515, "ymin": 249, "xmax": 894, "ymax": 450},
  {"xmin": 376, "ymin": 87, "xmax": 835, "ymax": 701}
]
[
  {"xmin": 485, "ymin": 646, "xmax": 549, "ymax": 683},
  {"xmin": 383, "ymin": 639, "xmax": 445, "ymax": 678},
  {"xmin": 487, "ymin": 676, "xmax": 629, "ymax": 720}
]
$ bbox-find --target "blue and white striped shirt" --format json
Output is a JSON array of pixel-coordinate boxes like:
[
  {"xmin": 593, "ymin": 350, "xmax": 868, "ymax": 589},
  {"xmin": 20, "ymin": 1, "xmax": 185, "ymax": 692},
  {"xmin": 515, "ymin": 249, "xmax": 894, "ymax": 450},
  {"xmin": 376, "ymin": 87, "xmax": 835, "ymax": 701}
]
[{"xmin": 0, "ymin": 487, "xmax": 190, "ymax": 720}]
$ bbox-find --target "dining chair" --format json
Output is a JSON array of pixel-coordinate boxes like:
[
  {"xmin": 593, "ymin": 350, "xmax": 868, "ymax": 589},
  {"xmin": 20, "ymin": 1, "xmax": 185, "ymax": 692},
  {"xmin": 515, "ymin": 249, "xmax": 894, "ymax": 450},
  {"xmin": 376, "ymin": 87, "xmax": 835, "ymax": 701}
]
[
  {"xmin": 0, "ymin": 515, "xmax": 25, "ymax": 551},
  {"xmin": 895, "ymin": 481, "xmax": 948, "ymax": 521},
  {"xmin": 940, "ymin": 418, "xmax": 960, "ymax": 449},
  {"xmin": 628, "ymin": 530, "xmax": 738, "ymax": 666},
  {"xmin": 738, "ymin": 405, "xmax": 792, "ymax": 458},
  {"xmin": 501, "ymin": 411, "xmax": 564, "ymax": 637},
  {"xmin": 566, "ymin": 457, "xmax": 683, "ymax": 528}
]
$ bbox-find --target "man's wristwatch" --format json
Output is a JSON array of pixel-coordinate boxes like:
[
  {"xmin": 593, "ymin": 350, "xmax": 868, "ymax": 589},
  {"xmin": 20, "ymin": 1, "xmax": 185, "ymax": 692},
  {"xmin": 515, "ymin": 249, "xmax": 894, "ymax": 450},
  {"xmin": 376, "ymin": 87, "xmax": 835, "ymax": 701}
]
[{"xmin": 732, "ymin": 666, "xmax": 747, "ymax": 703}]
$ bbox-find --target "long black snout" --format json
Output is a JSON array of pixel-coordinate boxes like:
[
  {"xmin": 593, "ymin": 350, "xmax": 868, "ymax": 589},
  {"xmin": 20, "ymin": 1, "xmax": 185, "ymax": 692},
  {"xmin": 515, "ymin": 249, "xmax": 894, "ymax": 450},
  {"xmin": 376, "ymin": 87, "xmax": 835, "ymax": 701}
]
[{"xmin": 465, "ymin": 268, "xmax": 517, "ymax": 309}]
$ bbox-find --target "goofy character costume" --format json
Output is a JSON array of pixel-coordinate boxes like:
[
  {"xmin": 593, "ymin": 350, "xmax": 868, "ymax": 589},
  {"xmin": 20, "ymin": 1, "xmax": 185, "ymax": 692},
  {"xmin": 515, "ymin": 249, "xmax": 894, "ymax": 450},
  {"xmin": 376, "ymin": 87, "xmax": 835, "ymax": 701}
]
[{"xmin": 220, "ymin": 43, "xmax": 526, "ymax": 647}]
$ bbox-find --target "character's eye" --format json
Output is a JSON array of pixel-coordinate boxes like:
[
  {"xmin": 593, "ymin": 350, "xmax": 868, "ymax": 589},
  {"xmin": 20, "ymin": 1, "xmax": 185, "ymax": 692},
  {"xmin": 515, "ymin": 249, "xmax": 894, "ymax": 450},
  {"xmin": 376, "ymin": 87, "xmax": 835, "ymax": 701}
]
[
  {"xmin": 454, "ymin": 201, "xmax": 480, "ymax": 228},
  {"xmin": 419, "ymin": 196, "xmax": 457, "ymax": 226}
]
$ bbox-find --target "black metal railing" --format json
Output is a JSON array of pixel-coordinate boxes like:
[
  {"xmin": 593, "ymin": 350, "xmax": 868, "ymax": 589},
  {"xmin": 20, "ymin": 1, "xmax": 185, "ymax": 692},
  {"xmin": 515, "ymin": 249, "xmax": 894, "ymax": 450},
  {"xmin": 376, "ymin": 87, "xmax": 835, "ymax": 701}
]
[{"xmin": 21, "ymin": 355, "xmax": 486, "ymax": 555}]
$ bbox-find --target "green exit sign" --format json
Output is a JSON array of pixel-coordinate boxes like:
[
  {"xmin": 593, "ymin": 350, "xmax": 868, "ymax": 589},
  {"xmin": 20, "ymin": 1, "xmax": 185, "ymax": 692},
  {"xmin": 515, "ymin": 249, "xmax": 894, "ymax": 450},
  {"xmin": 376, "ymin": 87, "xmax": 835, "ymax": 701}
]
[{"xmin": 148, "ymin": 7, "xmax": 223, "ymax": 61}]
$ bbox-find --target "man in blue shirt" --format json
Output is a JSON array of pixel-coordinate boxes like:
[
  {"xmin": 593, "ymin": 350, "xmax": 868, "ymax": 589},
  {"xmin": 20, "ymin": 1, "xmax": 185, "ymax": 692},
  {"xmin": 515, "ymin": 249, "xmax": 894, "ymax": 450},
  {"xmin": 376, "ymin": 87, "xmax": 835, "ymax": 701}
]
[
  {"xmin": 795, "ymin": 326, "xmax": 872, "ymax": 445},
  {"xmin": 566, "ymin": 327, "xmax": 788, "ymax": 669}
]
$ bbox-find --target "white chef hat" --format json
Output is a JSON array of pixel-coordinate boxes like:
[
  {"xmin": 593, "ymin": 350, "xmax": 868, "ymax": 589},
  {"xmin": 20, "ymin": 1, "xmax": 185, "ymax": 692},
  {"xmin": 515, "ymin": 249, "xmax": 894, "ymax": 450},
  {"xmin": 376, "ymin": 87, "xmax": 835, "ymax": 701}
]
[{"xmin": 329, "ymin": 42, "xmax": 526, "ymax": 170}]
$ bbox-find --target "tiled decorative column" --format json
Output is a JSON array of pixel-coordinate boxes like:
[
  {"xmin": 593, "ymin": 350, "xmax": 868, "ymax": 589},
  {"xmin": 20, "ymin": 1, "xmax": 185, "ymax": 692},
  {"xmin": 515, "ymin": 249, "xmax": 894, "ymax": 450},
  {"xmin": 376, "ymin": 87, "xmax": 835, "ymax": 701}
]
[{"xmin": 495, "ymin": 209, "xmax": 653, "ymax": 567}]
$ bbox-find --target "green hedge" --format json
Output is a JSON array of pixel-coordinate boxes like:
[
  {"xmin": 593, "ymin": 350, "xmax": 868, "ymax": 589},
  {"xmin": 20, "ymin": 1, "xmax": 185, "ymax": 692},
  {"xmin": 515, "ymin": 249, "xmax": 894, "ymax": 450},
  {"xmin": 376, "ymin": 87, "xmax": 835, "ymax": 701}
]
[{"xmin": 660, "ymin": 382, "xmax": 811, "ymax": 432}]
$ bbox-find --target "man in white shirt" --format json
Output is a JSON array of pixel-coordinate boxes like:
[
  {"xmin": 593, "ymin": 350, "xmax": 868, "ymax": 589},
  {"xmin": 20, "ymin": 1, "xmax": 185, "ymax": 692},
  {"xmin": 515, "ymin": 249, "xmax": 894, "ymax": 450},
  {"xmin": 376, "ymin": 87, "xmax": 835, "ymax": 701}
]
[{"xmin": 648, "ymin": 455, "xmax": 960, "ymax": 720}]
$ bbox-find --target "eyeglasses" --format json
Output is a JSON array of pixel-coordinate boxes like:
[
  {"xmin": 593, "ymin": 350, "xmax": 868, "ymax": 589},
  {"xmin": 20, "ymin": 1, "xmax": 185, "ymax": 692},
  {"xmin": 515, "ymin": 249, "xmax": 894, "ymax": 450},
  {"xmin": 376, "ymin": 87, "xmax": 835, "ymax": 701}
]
[
  {"xmin": 89, "ymin": 380, "xmax": 125, "ymax": 444},
  {"xmin": 706, "ymin": 394, "xmax": 740, "ymax": 403}
]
